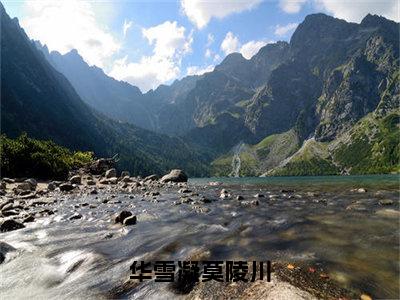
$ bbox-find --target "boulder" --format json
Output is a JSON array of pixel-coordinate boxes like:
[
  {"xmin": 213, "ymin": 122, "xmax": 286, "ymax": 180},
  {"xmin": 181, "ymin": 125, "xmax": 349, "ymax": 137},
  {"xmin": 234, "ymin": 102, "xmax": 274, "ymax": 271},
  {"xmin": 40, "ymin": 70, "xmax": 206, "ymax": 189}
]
[
  {"xmin": 69, "ymin": 175, "xmax": 81, "ymax": 185},
  {"xmin": 109, "ymin": 177, "xmax": 118, "ymax": 184},
  {"xmin": 123, "ymin": 215, "xmax": 137, "ymax": 226},
  {"xmin": 16, "ymin": 182, "xmax": 31, "ymax": 191},
  {"xmin": 114, "ymin": 211, "xmax": 132, "ymax": 224},
  {"xmin": 160, "ymin": 169, "xmax": 188, "ymax": 183},
  {"xmin": 47, "ymin": 182, "xmax": 56, "ymax": 191},
  {"xmin": 25, "ymin": 178, "xmax": 37, "ymax": 190},
  {"xmin": 59, "ymin": 183, "xmax": 74, "ymax": 192},
  {"xmin": 0, "ymin": 219, "xmax": 25, "ymax": 232},
  {"xmin": 144, "ymin": 174, "xmax": 158, "ymax": 181},
  {"xmin": 121, "ymin": 176, "xmax": 132, "ymax": 183},
  {"xmin": 105, "ymin": 168, "xmax": 117, "ymax": 179}
]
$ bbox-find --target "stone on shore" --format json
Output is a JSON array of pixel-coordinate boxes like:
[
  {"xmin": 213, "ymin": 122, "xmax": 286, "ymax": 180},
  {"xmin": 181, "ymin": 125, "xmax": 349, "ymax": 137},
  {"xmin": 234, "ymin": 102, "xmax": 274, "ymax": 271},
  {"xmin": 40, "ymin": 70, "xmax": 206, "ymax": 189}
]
[
  {"xmin": 60, "ymin": 183, "xmax": 74, "ymax": 192},
  {"xmin": 105, "ymin": 168, "xmax": 117, "ymax": 179},
  {"xmin": 120, "ymin": 171, "xmax": 130, "ymax": 177},
  {"xmin": 47, "ymin": 182, "xmax": 56, "ymax": 191},
  {"xmin": 25, "ymin": 178, "xmax": 37, "ymax": 190},
  {"xmin": 69, "ymin": 175, "xmax": 81, "ymax": 185},
  {"xmin": 145, "ymin": 174, "xmax": 158, "ymax": 181},
  {"xmin": 16, "ymin": 182, "xmax": 31, "ymax": 191},
  {"xmin": 109, "ymin": 177, "xmax": 118, "ymax": 185},
  {"xmin": 0, "ymin": 219, "xmax": 25, "ymax": 232},
  {"xmin": 160, "ymin": 169, "xmax": 188, "ymax": 183}
]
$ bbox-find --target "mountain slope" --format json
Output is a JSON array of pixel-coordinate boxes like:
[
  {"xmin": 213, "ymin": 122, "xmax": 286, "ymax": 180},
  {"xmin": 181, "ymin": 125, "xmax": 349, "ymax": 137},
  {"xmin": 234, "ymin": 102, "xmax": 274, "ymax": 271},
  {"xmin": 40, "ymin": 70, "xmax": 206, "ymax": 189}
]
[{"xmin": 0, "ymin": 4, "xmax": 209, "ymax": 176}]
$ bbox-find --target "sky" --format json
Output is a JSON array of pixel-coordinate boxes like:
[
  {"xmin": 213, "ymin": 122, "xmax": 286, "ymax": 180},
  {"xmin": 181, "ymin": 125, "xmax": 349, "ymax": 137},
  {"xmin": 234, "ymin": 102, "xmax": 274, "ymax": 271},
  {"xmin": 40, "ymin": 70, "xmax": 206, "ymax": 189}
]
[{"xmin": 3, "ymin": 0, "xmax": 399, "ymax": 92}]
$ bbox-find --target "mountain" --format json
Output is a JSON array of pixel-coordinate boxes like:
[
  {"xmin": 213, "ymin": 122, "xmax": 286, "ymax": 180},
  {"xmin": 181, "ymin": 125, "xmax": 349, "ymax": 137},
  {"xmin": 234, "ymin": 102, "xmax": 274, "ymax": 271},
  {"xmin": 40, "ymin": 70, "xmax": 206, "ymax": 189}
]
[
  {"xmin": 211, "ymin": 13, "xmax": 399, "ymax": 176},
  {"xmin": 0, "ymin": 4, "xmax": 209, "ymax": 177}
]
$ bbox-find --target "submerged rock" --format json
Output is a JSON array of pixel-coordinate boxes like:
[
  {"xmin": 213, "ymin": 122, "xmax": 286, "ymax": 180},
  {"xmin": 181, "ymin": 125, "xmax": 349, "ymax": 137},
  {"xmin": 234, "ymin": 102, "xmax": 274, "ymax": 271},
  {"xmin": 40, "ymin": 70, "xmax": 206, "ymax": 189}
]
[
  {"xmin": 378, "ymin": 199, "xmax": 393, "ymax": 206},
  {"xmin": 160, "ymin": 169, "xmax": 188, "ymax": 183}
]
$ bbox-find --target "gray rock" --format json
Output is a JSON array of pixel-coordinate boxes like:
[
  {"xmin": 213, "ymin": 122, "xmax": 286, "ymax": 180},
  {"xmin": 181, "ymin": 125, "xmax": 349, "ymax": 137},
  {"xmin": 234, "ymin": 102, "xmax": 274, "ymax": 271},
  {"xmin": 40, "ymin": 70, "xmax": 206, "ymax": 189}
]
[
  {"xmin": 23, "ymin": 215, "xmax": 35, "ymax": 223},
  {"xmin": 123, "ymin": 215, "xmax": 137, "ymax": 226},
  {"xmin": 105, "ymin": 168, "xmax": 117, "ymax": 179},
  {"xmin": 179, "ymin": 188, "xmax": 191, "ymax": 193},
  {"xmin": 90, "ymin": 189, "xmax": 98, "ymax": 195},
  {"xmin": 86, "ymin": 180, "xmax": 96, "ymax": 186},
  {"xmin": 25, "ymin": 178, "xmax": 37, "ymax": 190},
  {"xmin": 160, "ymin": 169, "xmax": 188, "ymax": 183},
  {"xmin": 2, "ymin": 178, "xmax": 15, "ymax": 183},
  {"xmin": 121, "ymin": 176, "xmax": 132, "ymax": 183},
  {"xmin": 47, "ymin": 182, "xmax": 56, "ymax": 191},
  {"xmin": 114, "ymin": 211, "xmax": 132, "ymax": 224},
  {"xmin": 236, "ymin": 195, "xmax": 244, "ymax": 200},
  {"xmin": 254, "ymin": 193, "xmax": 265, "ymax": 198},
  {"xmin": 69, "ymin": 213, "xmax": 82, "ymax": 220},
  {"xmin": 144, "ymin": 174, "xmax": 158, "ymax": 181},
  {"xmin": 357, "ymin": 188, "xmax": 367, "ymax": 193},
  {"xmin": 16, "ymin": 182, "xmax": 31, "ymax": 191},
  {"xmin": 69, "ymin": 175, "xmax": 81, "ymax": 185},
  {"xmin": 0, "ymin": 242, "xmax": 16, "ymax": 264},
  {"xmin": 109, "ymin": 177, "xmax": 118, "ymax": 184},
  {"xmin": 0, "ymin": 219, "xmax": 25, "ymax": 232},
  {"xmin": 99, "ymin": 178, "xmax": 109, "ymax": 185},
  {"xmin": 60, "ymin": 183, "xmax": 74, "ymax": 192},
  {"xmin": 2, "ymin": 209, "xmax": 20, "ymax": 217}
]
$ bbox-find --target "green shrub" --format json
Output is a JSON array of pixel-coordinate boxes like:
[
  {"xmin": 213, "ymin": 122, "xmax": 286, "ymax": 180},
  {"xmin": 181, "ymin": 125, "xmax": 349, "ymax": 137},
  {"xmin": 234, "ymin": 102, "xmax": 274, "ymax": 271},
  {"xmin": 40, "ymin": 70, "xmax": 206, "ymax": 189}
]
[{"xmin": 0, "ymin": 133, "xmax": 93, "ymax": 180}]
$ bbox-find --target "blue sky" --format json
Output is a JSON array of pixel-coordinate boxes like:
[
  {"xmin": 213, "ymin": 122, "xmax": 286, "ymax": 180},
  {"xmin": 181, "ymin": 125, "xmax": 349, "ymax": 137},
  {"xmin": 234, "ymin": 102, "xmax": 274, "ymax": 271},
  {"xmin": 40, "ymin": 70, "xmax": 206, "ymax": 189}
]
[{"xmin": 3, "ymin": 0, "xmax": 398, "ymax": 92}]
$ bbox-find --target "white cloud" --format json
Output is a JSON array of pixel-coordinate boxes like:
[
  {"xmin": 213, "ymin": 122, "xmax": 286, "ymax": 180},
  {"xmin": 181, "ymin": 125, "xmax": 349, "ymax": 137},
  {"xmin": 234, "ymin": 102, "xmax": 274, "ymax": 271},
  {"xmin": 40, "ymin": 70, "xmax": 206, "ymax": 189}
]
[
  {"xmin": 240, "ymin": 40, "xmax": 268, "ymax": 59},
  {"xmin": 205, "ymin": 48, "xmax": 212, "ymax": 58},
  {"xmin": 123, "ymin": 19, "xmax": 133, "ymax": 37},
  {"xmin": 109, "ymin": 21, "xmax": 193, "ymax": 92},
  {"xmin": 316, "ymin": 0, "xmax": 399, "ymax": 22},
  {"xmin": 21, "ymin": 0, "xmax": 120, "ymax": 68},
  {"xmin": 220, "ymin": 32, "xmax": 267, "ymax": 59},
  {"xmin": 180, "ymin": 0, "xmax": 262, "ymax": 29},
  {"xmin": 206, "ymin": 33, "xmax": 214, "ymax": 47},
  {"xmin": 220, "ymin": 31, "xmax": 240, "ymax": 55},
  {"xmin": 186, "ymin": 64, "xmax": 215, "ymax": 76},
  {"xmin": 279, "ymin": 0, "xmax": 306, "ymax": 13},
  {"xmin": 274, "ymin": 22, "xmax": 298, "ymax": 36}
]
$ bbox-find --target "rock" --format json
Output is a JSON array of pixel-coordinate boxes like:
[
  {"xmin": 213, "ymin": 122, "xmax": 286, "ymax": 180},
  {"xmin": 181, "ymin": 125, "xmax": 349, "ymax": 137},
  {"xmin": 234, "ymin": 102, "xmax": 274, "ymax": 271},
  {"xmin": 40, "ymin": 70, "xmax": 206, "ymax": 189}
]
[
  {"xmin": 201, "ymin": 197, "xmax": 212, "ymax": 203},
  {"xmin": 306, "ymin": 192, "xmax": 319, "ymax": 197},
  {"xmin": 87, "ymin": 180, "xmax": 96, "ymax": 186},
  {"xmin": 144, "ymin": 174, "xmax": 158, "ymax": 181},
  {"xmin": 114, "ymin": 211, "xmax": 132, "ymax": 224},
  {"xmin": 25, "ymin": 178, "xmax": 37, "ymax": 190},
  {"xmin": 47, "ymin": 182, "xmax": 56, "ymax": 191},
  {"xmin": 123, "ymin": 215, "xmax": 137, "ymax": 226},
  {"xmin": 121, "ymin": 171, "xmax": 130, "ymax": 177},
  {"xmin": 105, "ymin": 168, "xmax": 117, "ymax": 178},
  {"xmin": 241, "ymin": 200, "xmax": 259, "ymax": 207},
  {"xmin": 281, "ymin": 189, "xmax": 294, "ymax": 193},
  {"xmin": 23, "ymin": 215, "xmax": 35, "ymax": 223},
  {"xmin": 2, "ymin": 209, "xmax": 20, "ymax": 217},
  {"xmin": 378, "ymin": 199, "xmax": 393, "ymax": 206},
  {"xmin": 121, "ymin": 176, "xmax": 132, "ymax": 183},
  {"xmin": 109, "ymin": 177, "xmax": 118, "ymax": 185},
  {"xmin": 16, "ymin": 182, "xmax": 31, "ymax": 191},
  {"xmin": 69, "ymin": 213, "xmax": 82, "ymax": 220},
  {"xmin": 1, "ymin": 182, "xmax": 6, "ymax": 190},
  {"xmin": 99, "ymin": 178, "xmax": 109, "ymax": 185},
  {"xmin": 254, "ymin": 193, "xmax": 265, "ymax": 198},
  {"xmin": 69, "ymin": 175, "xmax": 81, "ymax": 185},
  {"xmin": 160, "ymin": 169, "xmax": 188, "ymax": 183},
  {"xmin": 59, "ymin": 183, "xmax": 74, "ymax": 192},
  {"xmin": 0, "ymin": 219, "xmax": 25, "ymax": 232},
  {"xmin": 3, "ymin": 178, "xmax": 15, "ymax": 183},
  {"xmin": 346, "ymin": 204, "xmax": 366, "ymax": 211},
  {"xmin": 179, "ymin": 188, "xmax": 191, "ymax": 194},
  {"xmin": 181, "ymin": 197, "xmax": 193, "ymax": 204},
  {"xmin": 357, "ymin": 188, "xmax": 367, "ymax": 193},
  {"xmin": 150, "ymin": 191, "xmax": 160, "ymax": 196},
  {"xmin": 90, "ymin": 189, "xmax": 98, "ymax": 195},
  {"xmin": 0, "ymin": 242, "xmax": 16, "ymax": 264},
  {"xmin": 236, "ymin": 195, "xmax": 244, "ymax": 200}
]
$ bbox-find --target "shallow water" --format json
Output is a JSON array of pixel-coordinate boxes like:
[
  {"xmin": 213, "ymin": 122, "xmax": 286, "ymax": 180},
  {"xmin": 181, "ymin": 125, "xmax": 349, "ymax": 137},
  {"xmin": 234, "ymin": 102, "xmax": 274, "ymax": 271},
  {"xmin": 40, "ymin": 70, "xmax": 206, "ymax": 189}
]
[{"xmin": 1, "ymin": 175, "xmax": 399, "ymax": 299}]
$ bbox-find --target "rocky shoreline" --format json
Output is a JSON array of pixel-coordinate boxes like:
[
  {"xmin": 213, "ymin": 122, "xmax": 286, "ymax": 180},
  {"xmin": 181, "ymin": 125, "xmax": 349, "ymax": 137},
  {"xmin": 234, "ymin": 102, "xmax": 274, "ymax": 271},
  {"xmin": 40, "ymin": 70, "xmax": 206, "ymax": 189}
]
[{"xmin": 1, "ymin": 164, "xmax": 397, "ymax": 299}]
